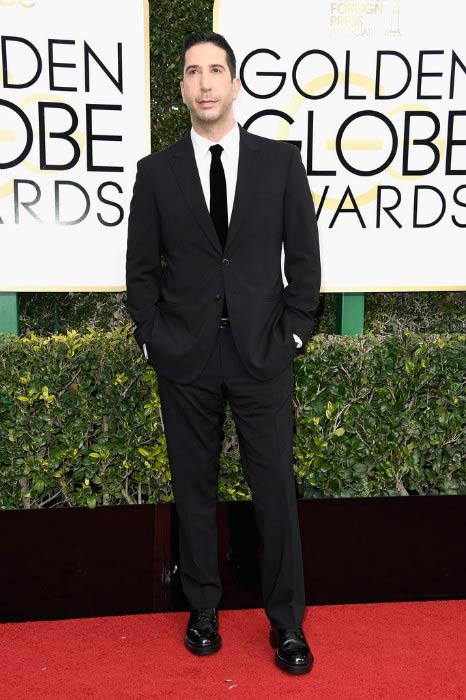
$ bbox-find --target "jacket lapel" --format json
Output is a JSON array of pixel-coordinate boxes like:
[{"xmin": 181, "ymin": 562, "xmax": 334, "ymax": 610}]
[
  {"xmin": 169, "ymin": 133, "xmax": 222, "ymax": 254},
  {"xmin": 225, "ymin": 126, "xmax": 261, "ymax": 252}
]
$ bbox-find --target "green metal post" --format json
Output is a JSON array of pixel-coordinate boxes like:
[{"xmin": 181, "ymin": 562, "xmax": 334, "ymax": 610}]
[
  {"xmin": 0, "ymin": 292, "xmax": 19, "ymax": 339},
  {"xmin": 336, "ymin": 292, "xmax": 365, "ymax": 335}
]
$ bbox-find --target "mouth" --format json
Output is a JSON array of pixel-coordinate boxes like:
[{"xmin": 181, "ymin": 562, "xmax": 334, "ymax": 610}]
[{"xmin": 198, "ymin": 100, "xmax": 217, "ymax": 106}]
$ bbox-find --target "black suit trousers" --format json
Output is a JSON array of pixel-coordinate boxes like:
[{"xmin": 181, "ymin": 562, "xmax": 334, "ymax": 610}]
[{"xmin": 156, "ymin": 324, "xmax": 305, "ymax": 630}]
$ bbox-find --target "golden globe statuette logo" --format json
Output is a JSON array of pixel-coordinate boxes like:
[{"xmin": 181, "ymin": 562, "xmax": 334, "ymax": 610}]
[{"xmin": 389, "ymin": 1, "xmax": 401, "ymax": 36}]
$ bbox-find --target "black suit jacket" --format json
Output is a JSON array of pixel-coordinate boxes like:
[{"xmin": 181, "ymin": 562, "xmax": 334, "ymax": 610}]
[{"xmin": 126, "ymin": 125, "xmax": 321, "ymax": 384}]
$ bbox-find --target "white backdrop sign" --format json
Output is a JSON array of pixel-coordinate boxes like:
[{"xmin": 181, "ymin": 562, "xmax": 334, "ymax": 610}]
[
  {"xmin": 215, "ymin": 0, "xmax": 466, "ymax": 291},
  {"xmin": 0, "ymin": 0, "xmax": 149, "ymax": 290}
]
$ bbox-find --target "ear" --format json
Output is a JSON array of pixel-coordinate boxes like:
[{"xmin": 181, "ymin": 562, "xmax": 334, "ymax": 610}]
[
  {"xmin": 232, "ymin": 76, "xmax": 241, "ymax": 101},
  {"xmin": 180, "ymin": 80, "xmax": 186, "ymax": 104}
]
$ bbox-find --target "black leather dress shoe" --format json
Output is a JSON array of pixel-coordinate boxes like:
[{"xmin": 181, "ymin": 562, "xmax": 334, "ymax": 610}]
[
  {"xmin": 184, "ymin": 607, "xmax": 222, "ymax": 655},
  {"xmin": 269, "ymin": 627, "xmax": 314, "ymax": 674}
]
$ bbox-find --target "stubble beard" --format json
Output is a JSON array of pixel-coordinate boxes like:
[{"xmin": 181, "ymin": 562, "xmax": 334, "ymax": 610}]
[{"xmin": 190, "ymin": 98, "xmax": 232, "ymax": 128}]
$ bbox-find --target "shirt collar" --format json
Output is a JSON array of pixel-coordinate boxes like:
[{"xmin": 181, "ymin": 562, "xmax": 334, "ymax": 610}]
[{"xmin": 191, "ymin": 122, "xmax": 240, "ymax": 160}]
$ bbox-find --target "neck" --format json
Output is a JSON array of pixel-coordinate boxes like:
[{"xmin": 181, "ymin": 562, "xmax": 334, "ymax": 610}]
[{"xmin": 191, "ymin": 116, "xmax": 236, "ymax": 142}]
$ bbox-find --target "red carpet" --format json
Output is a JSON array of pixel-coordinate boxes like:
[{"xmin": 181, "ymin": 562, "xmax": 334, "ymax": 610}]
[{"xmin": 1, "ymin": 601, "xmax": 465, "ymax": 699}]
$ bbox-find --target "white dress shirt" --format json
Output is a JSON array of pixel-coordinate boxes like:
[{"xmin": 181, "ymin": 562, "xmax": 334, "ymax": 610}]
[
  {"xmin": 191, "ymin": 122, "xmax": 239, "ymax": 225},
  {"xmin": 142, "ymin": 122, "xmax": 302, "ymax": 360}
]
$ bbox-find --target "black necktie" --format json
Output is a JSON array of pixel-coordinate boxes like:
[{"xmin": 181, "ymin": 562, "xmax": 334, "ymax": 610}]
[
  {"xmin": 209, "ymin": 144, "xmax": 229, "ymax": 319},
  {"xmin": 209, "ymin": 144, "xmax": 228, "ymax": 251}
]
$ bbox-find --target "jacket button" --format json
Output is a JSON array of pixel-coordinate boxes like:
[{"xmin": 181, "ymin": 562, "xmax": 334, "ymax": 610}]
[
  {"xmin": 222, "ymin": 258, "xmax": 230, "ymax": 265},
  {"xmin": 214, "ymin": 294, "xmax": 222, "ymax": 301}
]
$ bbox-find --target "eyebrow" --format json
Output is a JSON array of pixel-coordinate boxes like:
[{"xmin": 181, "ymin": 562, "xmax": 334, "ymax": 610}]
[{"xmin": 185, "ymin": 63, "xmax": 226, "ymax": 72}]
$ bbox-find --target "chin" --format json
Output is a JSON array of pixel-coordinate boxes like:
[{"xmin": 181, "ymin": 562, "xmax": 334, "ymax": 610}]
[{"xmin": 197, "ymin": 112, "xmax": 219, "ymax": 123}]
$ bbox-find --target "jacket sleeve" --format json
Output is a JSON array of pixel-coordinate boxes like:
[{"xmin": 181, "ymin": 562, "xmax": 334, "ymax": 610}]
[
  {"xmin": 283, "ymin": 145, "xmax": 321, "ymax": 347},
  {"xmin": 125, "ymin": 158, "xmax": 162, "ymax": 351}
]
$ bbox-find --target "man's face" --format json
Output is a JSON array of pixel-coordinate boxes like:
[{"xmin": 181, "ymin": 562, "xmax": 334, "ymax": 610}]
[{"xmin": 180, "ymin": 42, "xmax": 240, "ymax": 129}]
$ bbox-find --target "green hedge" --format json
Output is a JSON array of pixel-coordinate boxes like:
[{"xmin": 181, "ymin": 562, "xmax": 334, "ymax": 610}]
[
  {"xmin": 1, "ymin": 329, "xmax": 464, "ymax": 509},
  {"xmin": 17, "ymin": 291, "xmax": 466, "ymax": 338}
]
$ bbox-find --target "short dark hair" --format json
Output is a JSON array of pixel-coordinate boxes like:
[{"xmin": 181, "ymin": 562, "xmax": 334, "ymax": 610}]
[{"xmin": 180, "ymin": 31, "xmax": 236, "ymax": 80}]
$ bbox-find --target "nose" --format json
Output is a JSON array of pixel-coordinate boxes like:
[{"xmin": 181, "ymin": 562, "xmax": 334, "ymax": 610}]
[{"xmin": 200, "ymin": 71, "xmax": 211, "ymax": 91}]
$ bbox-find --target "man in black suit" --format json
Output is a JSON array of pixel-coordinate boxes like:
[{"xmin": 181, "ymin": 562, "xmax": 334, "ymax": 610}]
[{"xmin": 126, "ymin": 31, "xmax": 321, "ymax": 674}]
